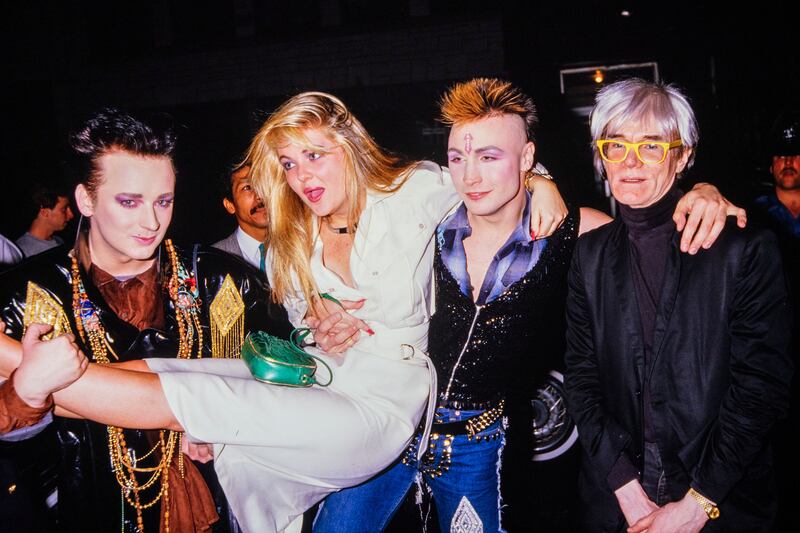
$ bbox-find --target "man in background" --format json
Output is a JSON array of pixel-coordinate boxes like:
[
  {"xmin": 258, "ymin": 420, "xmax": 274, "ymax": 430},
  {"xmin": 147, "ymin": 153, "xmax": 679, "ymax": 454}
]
[
  {"xmin": 213, "ymin": 163, "xmax": 269, "ymax": 272},
  {"xmin": 754, "ymin": 112, "xmax": 799, "ymax": 533},
  {"xmin": 15, "ymin": 182, "xmax": 74, "ymax": 258},
  {"xmin": 756, "ymin": 112, "xmax": 800, "ymax": 240}
]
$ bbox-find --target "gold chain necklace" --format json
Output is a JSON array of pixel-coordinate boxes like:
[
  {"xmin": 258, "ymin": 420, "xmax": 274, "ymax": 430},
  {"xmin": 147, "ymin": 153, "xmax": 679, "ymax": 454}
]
[{"xmin": 70, "ymin": 239, "xmax": 203, "ymax": 532}]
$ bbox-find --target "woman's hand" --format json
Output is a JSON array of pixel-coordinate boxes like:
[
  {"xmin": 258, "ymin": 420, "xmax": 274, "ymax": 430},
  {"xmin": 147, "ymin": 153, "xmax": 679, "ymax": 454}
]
[
  {"xmin": 181, "ymin": 437, "xmax": 214, "ymax": 464},
  {"xmin": 674, "ymin": 183, "xmax": 747, "ymax": 254},
  {"xmin": 306, "ymin": 297, "xmax": 373, "ymax": 354},
  {"xmin": 527, "ymin": 175, "xmax": 567, "ymax": 239}
]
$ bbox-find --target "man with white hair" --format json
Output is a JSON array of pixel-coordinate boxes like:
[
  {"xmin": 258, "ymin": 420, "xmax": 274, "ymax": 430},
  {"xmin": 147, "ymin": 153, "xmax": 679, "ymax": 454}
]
[{"xmin": 565, "ymin": 79, "xmax": 792, "ymax": 533}]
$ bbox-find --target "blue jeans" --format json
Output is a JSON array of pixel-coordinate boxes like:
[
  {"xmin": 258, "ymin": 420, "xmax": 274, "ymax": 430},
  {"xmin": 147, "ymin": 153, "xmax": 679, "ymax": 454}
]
[{"xmin": 314, "ymin": 408, "xmax": 506, "ymax": 533}]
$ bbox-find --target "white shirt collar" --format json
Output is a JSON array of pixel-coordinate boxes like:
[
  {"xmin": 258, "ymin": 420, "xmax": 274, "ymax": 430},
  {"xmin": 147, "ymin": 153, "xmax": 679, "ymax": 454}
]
[{"xmin": 235, "ymin": 226, "xmax": 264, "ymax": 268}]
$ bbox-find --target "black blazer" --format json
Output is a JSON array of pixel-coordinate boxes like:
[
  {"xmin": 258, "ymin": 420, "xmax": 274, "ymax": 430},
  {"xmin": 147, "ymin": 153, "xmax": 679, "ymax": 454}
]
[{"xmin": 564, "ymin": 219, "xmax": 793, "ymax": 532}]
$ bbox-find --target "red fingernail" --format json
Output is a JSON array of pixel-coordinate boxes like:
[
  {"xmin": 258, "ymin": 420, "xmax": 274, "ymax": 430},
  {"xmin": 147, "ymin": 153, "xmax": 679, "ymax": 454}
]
[
  {"xmin": 530, "ymin": 231, "xmax": 537, "ymax": 239},
  {"xmin": 366, "ymin": 328, "xmax": 375, "ymax": 335},
  {"xmin": 357, "ymin": 298, "xmax": 366, "ymax": 303}
]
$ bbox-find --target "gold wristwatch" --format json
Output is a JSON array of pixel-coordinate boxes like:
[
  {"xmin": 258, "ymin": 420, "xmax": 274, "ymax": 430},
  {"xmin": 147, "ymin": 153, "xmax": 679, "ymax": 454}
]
[{"xmin": 688, "ymin": 488, "xmax": 720, "ymax": 520}]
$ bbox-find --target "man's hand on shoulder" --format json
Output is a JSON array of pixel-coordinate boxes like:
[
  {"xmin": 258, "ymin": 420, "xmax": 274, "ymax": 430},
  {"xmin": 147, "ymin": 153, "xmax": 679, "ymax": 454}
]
[
  {"xmin": 674, "ymin": 183, "xmax": 747, "ymax": 254},
  {"xmin": 527, "ymin": 175, "xmax": 567, "ymax": 239}
]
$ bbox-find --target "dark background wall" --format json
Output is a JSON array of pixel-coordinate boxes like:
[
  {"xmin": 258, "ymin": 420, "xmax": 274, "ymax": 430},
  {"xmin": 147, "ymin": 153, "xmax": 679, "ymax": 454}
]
[{"xmin": 2, "ymin": 0, "xmax": 798, "ymax": 244}]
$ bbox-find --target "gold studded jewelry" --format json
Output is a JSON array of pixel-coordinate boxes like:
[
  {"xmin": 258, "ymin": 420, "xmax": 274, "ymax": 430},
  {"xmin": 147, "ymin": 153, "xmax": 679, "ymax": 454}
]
[
  {"xmin": 465, "ymin": 400, "xmax": 505, "ymax": 439},
  {"xmin": 70, "ymin": 240, "xmax": 202, "ymax": 532}
]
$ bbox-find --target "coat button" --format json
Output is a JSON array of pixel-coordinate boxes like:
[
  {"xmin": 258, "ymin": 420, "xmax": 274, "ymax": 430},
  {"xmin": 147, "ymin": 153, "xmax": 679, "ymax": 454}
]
[
  {"xmin": 7, "ymin": 483, "xmax": 16, "ymax": 494},
  {"xmin": 635, "ymin": 389, "xmax": 641, "ymax": 397}
]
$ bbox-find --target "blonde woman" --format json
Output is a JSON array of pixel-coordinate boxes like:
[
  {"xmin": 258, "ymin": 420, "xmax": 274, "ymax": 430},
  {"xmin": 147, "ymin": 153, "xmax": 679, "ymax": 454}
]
[{"xmin": 0, "ymin": 92, "xmax": 567, "ymax": 532}]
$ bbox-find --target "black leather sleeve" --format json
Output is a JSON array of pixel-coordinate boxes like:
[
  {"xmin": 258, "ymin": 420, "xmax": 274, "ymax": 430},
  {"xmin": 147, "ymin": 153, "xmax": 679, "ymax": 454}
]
[
  {"xmin": 0, "ymin": 248, "xmax": 74, "ymax": 341},
  {"xmin": 192, "ymin": 246, "xmax": 293, "ymax": 344}
]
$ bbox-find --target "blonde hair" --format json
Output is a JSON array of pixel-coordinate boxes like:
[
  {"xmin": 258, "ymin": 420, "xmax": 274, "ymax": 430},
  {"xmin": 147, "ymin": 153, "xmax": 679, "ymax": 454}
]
[
  {"xmin": 245, "ymin": 91, "xmax": 416, "ymax": 305},
  {"xmin": 439, "ymin": 78, "xmax": 539, "ymax": 141}
]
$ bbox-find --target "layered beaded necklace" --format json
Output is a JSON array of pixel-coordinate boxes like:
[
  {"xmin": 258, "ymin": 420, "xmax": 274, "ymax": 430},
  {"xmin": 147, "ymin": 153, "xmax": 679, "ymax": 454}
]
[{"xmin": 70, "ymin": 239, "xmax": 203, "ymax": 532}]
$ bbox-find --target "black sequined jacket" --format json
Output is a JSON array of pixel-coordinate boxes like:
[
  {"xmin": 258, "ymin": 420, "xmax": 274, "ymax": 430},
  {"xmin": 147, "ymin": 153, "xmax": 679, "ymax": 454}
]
[
  {"xmin": 428, "ymin": 210, "xmax": 579, "ymax": 409},
  {"xmin": 0, "ymin": 243, "xmax": 292, "ymax": 532}
]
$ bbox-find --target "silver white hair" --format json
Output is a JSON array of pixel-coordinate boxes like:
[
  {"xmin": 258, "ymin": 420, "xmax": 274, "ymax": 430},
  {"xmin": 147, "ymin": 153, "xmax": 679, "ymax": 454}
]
[{"xmin": 589, "ymin": 78, "xmax": 699, "ymax": 176}]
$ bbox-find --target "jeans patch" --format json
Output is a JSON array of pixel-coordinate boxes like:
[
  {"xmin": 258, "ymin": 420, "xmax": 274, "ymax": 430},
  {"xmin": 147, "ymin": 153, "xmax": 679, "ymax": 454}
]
[{"xmin": 452, "ymin": 496, "xmax": 483, "ymax": 533}]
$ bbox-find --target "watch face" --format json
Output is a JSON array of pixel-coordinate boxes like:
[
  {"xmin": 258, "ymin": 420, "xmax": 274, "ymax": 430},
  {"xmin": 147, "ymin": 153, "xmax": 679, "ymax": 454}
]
[{"xmin": 531, "ymin": 370, "xmax": 579, "ymax": 461}]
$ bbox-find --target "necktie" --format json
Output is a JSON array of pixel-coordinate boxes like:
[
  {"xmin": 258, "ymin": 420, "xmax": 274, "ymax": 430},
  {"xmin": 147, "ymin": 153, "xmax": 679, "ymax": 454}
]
[{"xmin": 258, "ymin": 242, "xmax": 266, "ymax": 273}]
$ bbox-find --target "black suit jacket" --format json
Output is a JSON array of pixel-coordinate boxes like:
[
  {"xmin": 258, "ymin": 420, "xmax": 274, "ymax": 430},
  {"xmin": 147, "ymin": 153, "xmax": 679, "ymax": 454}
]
[{"xmin": 564, "ymin": 219, "xmax": 792, "ymax": 532}]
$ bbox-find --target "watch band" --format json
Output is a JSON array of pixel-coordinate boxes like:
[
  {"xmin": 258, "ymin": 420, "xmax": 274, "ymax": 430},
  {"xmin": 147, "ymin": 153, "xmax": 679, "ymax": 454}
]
[{"xmin": 688, "ymin": 488, "xmax": 720, "ymax": 520}]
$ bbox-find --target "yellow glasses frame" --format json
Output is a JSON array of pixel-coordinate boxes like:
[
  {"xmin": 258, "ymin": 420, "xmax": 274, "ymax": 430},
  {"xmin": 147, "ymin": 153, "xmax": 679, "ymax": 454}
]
[{"xmin": 596, "ymin": 139, "xmax": 683, "ymax": 165}]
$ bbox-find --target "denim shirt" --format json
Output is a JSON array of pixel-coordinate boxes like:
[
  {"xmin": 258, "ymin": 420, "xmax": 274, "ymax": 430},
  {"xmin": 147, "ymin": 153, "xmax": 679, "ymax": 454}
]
[
  {"xmin": 756, "ymin": 192, "xmax": 800, "ymax": 238},
  {"xmin": 437, "ymin": 191, "xmax": 547, "ymax": 305}
]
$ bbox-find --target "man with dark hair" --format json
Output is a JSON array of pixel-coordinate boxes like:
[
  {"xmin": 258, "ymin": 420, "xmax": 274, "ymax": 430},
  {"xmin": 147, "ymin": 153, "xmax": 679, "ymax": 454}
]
[
  {"xmin": 15, "ymin": 182, "xmax": 74, "ymax": 258},
  {"xmin": 212, "ymin": 163, "xmax": 269, "ymax": 271},
  {"xmin": 756, "ymin": 112, "xmax": 800, "ymax": 240},
  {"xmin": 0, "ymin": 107, "xmax": 291, "ymax": 532}
]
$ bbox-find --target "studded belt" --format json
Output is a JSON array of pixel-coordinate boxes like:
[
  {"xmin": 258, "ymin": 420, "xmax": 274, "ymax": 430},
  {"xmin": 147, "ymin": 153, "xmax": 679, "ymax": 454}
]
[{"xmin": 431, "ymin": 400, "xmax": 505, "ymax": 437}]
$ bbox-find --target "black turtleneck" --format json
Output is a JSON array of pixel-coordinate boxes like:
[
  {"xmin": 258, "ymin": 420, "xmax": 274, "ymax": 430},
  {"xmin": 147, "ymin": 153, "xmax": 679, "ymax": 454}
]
[
  {"xmin": 606, "ymin": 185, "xmax": 683, "ymax": 492},
  {"xmin": 620, "ymin": 185, "xmax": 682, "ymax": 444}
]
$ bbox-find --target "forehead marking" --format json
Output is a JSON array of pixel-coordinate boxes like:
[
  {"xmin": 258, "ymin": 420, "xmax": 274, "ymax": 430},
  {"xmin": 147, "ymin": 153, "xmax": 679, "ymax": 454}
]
[{"xmin": 464, "ymin": 133, "xmax": 473, "ymax": 154}]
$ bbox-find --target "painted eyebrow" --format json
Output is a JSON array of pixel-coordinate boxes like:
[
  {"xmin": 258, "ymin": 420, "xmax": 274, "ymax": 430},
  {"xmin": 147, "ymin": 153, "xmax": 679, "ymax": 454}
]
[
  {"xmin": 447, "ymin": 146, "xmax": 505, "ymax": 154},
  {"xmin": 115, "ymin": 193, "xmax": 144, "ymax": 199},
  {"xmin": 157, "ymin": 193, "xmax": 175, "ymax": 199},
  {"xmin": 474, "ymin": 146, "xmax": 504, "ymax": 154}
]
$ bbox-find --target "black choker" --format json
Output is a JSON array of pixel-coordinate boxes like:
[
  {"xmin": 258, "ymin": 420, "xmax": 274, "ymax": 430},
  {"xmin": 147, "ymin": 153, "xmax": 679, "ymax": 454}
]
[{"xmin": 327, "ymin": 223, "xmax": 356, "ymax": 234}]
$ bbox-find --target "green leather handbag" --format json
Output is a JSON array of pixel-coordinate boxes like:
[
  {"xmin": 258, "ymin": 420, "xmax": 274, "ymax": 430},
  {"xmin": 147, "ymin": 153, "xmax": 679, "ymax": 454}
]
[{"xmin": 242, "ymin": 328, "xmax": 333, "ymax": 387}]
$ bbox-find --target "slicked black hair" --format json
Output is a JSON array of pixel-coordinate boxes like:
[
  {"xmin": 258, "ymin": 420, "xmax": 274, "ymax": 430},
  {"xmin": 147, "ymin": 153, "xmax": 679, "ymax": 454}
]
[{"xmin": 69, "ymin": 107, "xmax": 177, "ymax": 195}]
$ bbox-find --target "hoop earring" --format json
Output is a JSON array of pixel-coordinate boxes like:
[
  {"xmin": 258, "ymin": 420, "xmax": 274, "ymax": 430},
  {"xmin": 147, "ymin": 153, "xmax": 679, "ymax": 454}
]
[{"xmin": 73, "ymin": 214, "xmax": 86, "ymax": 246}]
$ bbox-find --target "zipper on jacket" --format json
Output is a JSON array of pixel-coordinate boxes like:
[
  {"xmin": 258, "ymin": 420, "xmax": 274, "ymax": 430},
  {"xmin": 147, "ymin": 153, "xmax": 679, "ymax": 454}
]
[{"xmin": 442, "ymin": 304, "xmax": 483, "ymax": 401}]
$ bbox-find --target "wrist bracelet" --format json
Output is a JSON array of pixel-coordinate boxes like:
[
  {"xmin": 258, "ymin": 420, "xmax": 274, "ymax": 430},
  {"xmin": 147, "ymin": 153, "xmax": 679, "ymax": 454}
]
[{"xmin": 524, "ymin": 171, "xmax": 555, "ymax": 193}]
